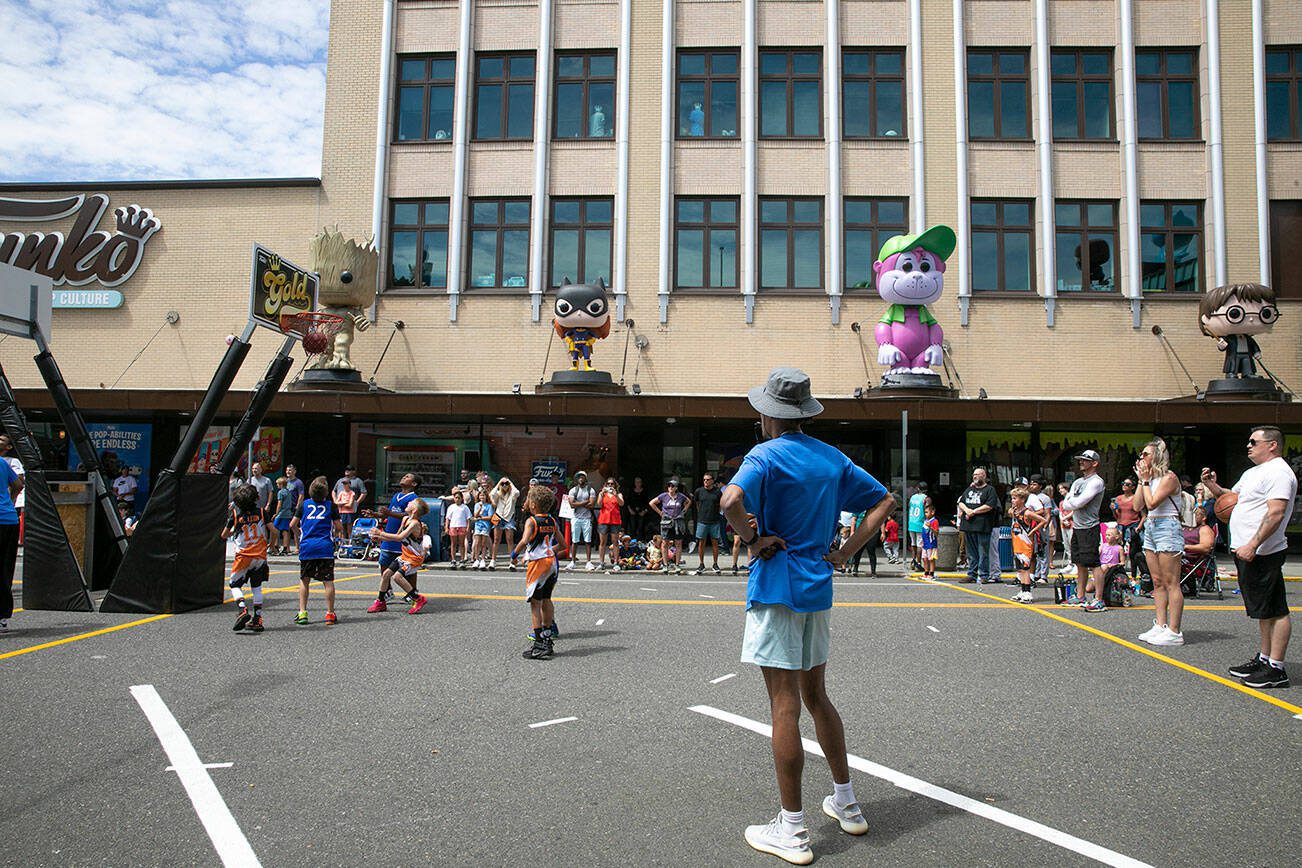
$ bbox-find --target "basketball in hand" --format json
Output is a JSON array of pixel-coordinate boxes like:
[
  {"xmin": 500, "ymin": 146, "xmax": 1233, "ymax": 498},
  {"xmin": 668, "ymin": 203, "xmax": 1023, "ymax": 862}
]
[
  {"xmin": 1214, "ymin": 492, "xmax": 1238, "ymax": 523},
  {"xmin": 302, "ymin": 331, "xmax": 331, "ymax": 355}
]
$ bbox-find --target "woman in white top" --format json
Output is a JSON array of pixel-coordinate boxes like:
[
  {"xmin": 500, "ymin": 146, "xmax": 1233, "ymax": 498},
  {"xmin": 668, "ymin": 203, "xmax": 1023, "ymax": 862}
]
[
  {"xmin": 1133, "ymin": 438, "xmax": 1186, "ymax": 646},
  {"xmin": 490, "ymin": 477, "xmax": 521, "ymax": 569}
]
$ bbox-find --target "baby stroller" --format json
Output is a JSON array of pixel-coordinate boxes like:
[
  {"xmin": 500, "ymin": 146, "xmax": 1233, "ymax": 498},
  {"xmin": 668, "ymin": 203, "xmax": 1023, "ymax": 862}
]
[
  {"xmin": 1180, "ymin": 525, "xmax": 1223, "ymax": 599},
  {"xmin": 336, "ymin": 517, "xmax": 379, "ymax": 561}
]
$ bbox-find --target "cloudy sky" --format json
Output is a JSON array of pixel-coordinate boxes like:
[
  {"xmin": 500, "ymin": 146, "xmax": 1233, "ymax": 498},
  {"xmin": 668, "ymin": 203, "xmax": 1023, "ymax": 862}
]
[{"xmin": 0, "ymin": 0, "xmax": 330, "ymax": 182}]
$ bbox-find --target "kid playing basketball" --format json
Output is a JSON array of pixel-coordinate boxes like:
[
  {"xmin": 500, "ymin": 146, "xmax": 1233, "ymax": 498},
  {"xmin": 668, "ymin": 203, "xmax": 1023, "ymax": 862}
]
[
  {"xmin": 222, "ymin": 484, "xmax": 269, "ymax": 632},
  {"xmin": 367, "ymin": 498, "xmax": 430, "ymax": 614},
  {"xmin": 363, "ymin": 472, "xmax": 421, "ymax": 600},
  {"xmin": 290, "ymin": 476, "xmax": 343, "ymax": 625},
  {"xmin": 512, "ymin": 485, "xmax": 565, "ymax": 659}
]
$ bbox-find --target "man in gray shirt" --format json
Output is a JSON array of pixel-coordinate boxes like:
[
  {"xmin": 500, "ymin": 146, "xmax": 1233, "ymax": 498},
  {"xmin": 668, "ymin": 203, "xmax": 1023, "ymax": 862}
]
[
  {"xmin": 1060, "ymin": 449, "xmax": 1107, "ymax": 610},
  {"xmin": 567, "ymin": 471, "xmax": 598, "ymax": 570},
  {"xmin": 248, "ymin": 463, "xmax": 274, "ymax": 515}
]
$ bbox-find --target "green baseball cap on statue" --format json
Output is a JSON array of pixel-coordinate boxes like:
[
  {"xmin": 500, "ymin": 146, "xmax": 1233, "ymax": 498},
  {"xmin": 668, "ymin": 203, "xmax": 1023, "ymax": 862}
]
[{"xmin": 876, "ymin": 225, "xmax": 957, "ymax": 264}]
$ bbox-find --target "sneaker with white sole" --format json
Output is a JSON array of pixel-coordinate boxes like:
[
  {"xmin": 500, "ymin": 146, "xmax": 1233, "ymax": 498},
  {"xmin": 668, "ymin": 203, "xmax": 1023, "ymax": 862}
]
[
  {"xmin": 1082, "ymin": 598, "xmax": 1106, "ymax": 612},
  {"xmin": 743, "ymin": 817, "xmax": 813, "ymax": 865},
  {"xmin": 1011, "ymin": 591, "xmax": 1033, "ymax": 604},
  {"xmin": 585, "ymin": 561, "xmax": 598, "ymax": 571},
  {"xmin": 1149, "ymin": 627, "xmax": 1184, "ymax": 647},
  {"xmin": 821, "ymin": 796, "xmax": 869, "ymax": 835},
  {"xmin": 564, "ymin": 560, "xmax": 576, "ymax": 571},
  {"xmin": 1137, "ymin": 621, "xmax": 1166, "ymax": 643}
]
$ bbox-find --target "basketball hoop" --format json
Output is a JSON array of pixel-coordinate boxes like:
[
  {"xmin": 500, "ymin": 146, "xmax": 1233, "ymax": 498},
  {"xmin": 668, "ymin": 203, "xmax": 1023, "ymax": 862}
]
[{"xmin": 280, "ymin": 310, "xmax": 344, "ymax": 357}]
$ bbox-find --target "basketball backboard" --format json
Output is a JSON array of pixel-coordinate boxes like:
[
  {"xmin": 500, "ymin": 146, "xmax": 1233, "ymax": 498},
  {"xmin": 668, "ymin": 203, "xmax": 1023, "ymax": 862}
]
[
  {"xmin": 249, "ymin": 244, "xmax": 319, "ymax": 338},
  {"xmin": 0, "ymin": 262, "xmax": 54, "ymax": 344}
]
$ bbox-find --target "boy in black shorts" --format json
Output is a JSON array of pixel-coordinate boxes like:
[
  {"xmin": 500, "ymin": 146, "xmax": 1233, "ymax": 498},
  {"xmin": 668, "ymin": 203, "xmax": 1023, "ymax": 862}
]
[
  {"xmin": 291, "ymin": 476, "xmax": 343, "ymax": 625},
  {"xmin": 513, "ymin": 485, "xmax": 565, "ymax": 660}
]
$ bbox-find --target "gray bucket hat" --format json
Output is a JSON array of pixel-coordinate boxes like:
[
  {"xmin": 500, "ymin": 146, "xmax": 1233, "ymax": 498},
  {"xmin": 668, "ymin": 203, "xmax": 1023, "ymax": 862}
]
[{"xmin": 748, "ymin": 367, "xmax": 824, "ymax": 420}]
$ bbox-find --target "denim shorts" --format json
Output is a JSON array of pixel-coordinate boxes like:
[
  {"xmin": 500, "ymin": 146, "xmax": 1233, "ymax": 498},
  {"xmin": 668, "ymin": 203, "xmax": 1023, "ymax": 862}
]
[
  {"xmin": 571, "ymin": 516, "xmax": 594, "ymax": 543},
  {"xmin": 1142, "ymin": 516, "xmax": 1184, "ymax": 553},
  {"xmin": 741, "ymin": 604, "xmax": 831, "ymax": 671},
  {"xmin": 696, "ymin": 520, "xmax": 723, "ymax": 541}
]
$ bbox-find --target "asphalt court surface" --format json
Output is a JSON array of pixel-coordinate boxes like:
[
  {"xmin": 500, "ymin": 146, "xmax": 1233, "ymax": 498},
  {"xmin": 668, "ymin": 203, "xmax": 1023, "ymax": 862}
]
[{"xmin": 3, "ymin": 561, "xmax": 1300, "ymax": 867}]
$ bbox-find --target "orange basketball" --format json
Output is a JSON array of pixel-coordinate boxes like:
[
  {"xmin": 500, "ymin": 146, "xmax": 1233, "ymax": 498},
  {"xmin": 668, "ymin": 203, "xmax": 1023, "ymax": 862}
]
[
  {"xmin": 1214, "ymin": 491, "xmax": 1238, "ymax": 523},
  {"xmin": 302, "ymin": 331, "xmax": 331, "ymax": 355}
]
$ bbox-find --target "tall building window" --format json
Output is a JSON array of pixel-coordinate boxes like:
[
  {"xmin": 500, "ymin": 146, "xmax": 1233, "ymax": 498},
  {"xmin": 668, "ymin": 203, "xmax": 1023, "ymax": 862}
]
[
  {"xmin": 842, "ymin": 49, "xmax": 905, "ymax": 139},
  {"xmin": 1270, "ymin": 200, "xmax": 1302, "ymax": 297},
  {"xmin": 395, "ymin": 55, "xmax": 456, "ymax": 142},
  {"xmin": 1266, "ymin": 47, "xmax": 1302, "ymax": 141},
  {"xmin": 971, "ymin": 200, "xmax": 1034, "ymax": 291},
  {"xmin": 760, "ymin": 50, "xmax": 822, "ymax": 138},
  {"xmin": 968, "ymin": 50, "xmax": 1030, "ymax": 140},
  {"xmin": 760, "ymin": 197, "xmax": 823, "ymax": 289},
  {"xmin": 473, "ymin": 53, "xmax": 535, "ymax": 140},
  {"xmin": 676, "ymin": 50, "xmax": 740, "ymax": 139},
  {"xmin": 468, "ymin": 199, "xmax": 530, "ymax": 289},
  {"xmin": 389, "ymin": 200, "xmax": 449, "ymax": 289},
  {"xmin": 1055, "ymin": 201, "xmax": 1117, "ymax": 293},
  {"xmin": 1050, "ymin": 50, "xmax": 1113, "ymax": 140},
  {"xmin": 1136, "ymin": 49, "xmax": 1199, "ymax": 140},
  {"xmin": 674, "ymin": 198, "xmax": 738, "ymax": 289},
  {"xmin": 844, "ymin": 198, "xmax": 908, "ymax": 290},
  {"xmin": 550, "ymin": 199, "xmax": 613, "ymax": 287},
  {"xmin": 554, "ymin": 51, "xmax": 616, "ymax": 139},
  {"xmin": 1140, "ymin": 201, "xmax": 1202, "ymax": 293}
]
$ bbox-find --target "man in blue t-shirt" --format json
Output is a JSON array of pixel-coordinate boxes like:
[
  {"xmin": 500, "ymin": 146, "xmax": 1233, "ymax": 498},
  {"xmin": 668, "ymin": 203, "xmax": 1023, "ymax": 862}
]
[
  {"xmin": 720, "ymin": 368, "xmax": 894, "ymax": 865},
  {"xmin": 370, "ymin": 472, "xmax": 421, "ymax": 591},
  {"xmin": 0, "ymin": 458, "xmax": 25, "ymax": 632}
]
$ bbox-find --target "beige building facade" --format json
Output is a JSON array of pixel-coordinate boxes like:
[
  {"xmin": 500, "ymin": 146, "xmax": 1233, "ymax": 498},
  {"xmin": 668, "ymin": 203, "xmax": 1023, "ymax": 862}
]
[{"xmin": 1, "ymin": 0, "xmax": 1299, "ymax": 513}]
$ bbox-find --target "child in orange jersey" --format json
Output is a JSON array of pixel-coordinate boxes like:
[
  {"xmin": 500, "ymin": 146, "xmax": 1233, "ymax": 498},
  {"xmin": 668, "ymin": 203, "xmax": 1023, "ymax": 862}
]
[
  {"xmin": 368, "ymin": 498, "xmax": 431, "ymax": 615},
  {"xmin": 222, "ymin": 484, "xmax": 270, "ymax": 632}
]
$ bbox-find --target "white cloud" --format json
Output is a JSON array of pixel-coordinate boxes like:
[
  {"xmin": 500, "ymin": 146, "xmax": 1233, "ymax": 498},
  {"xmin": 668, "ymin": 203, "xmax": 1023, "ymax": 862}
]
[{"xmin": 0, "ymin": 0, "xmax": 330, "ymax": 181}]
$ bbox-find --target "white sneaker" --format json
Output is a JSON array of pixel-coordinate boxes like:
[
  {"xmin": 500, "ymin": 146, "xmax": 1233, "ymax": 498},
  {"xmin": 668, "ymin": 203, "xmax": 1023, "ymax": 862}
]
[
  {"xmin": 1137, "ymin": 621, "xmax": 1165, "ymax": 643},
  {"xmin": 1011, "ymin": 591, "xmax": 1033, "ymax": 604},
  {"xmin": 585, "ymin": 561, "xmax": 598, "ymax": 571},
  {"xmin": 1149, "ymin": 626, "xmax": 1185, "ymax": 646},
  {"xmin": 565, "ymin": 560, "xmax": 576, "ymax": 571},
  {"xmin": 743, "ymin": 817, "xmax": 813, "ymax": 865},
  {"xmin": 822, "ymin": 796, "xmax": 869, "ymax": 835},
  {"xmin": 609, "ymin": 565, "xmax": 621, "ymax": 573}
]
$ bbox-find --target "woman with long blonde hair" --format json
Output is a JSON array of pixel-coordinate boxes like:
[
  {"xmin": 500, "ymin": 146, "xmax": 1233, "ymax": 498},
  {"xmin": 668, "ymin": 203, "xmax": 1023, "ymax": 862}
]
[{"xmin": 1133, "ymin": 438, "xmax": 1186, "ymax": 646}]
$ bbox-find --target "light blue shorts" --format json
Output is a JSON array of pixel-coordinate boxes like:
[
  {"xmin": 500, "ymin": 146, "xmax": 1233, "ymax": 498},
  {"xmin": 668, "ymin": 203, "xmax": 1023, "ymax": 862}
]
[
  {"xmin": 571, "ymin": 516, "xmax": 594, "ymax": 543},
  {"xmin": 741, "ymin": 604, "xmax": 831, "ymax": 671},
  {"xmin": 1142, "ymin": 516, "xmax": 1184, "ymax": 553}
]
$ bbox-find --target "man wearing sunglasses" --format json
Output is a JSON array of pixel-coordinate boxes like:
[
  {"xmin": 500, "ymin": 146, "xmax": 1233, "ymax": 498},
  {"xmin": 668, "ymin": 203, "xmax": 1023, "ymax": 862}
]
[{"xmin": 1198, "ymin": 282, "xmax": 1278, "ymax": 379}]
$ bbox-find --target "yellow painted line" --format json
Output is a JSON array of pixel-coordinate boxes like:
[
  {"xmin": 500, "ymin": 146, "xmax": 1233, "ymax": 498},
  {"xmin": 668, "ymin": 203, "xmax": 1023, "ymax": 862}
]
[
  {"xmin": 0, "ymin": 614, "xmax": 172, "ymax": 662},
  {"xmin": 909, "ymin": 577, "xmax": 1302, "ymax": 717}
]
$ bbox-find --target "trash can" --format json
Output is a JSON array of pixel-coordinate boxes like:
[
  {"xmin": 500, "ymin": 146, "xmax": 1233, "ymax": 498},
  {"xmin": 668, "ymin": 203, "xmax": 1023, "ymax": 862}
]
[
  {"xmin": 996, "ymin": 525, "xmax": 1014, "ymax": 572},
  {"xmin": 937, "ymin": 525, "xmax": 959, "ymax": 571}
]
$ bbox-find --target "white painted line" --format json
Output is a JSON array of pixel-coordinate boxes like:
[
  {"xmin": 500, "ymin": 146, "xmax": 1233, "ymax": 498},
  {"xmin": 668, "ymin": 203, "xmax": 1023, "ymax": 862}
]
[
  {"xmin": 927, "ymin": 625, "xmax": 940, "ymax": 633},
  {"xmin": 640, "ymin": 587, "xmax": 658, "ymax": 592},
  {"xmin": 91, "ymin": 655, "xmax": 107, "ymax": 659},
  {"xmin": 528, "ymin": 716, "xmax": 578, "ymax": 729},
  {"xmin": 595, "ymin": 619, "xmax": 605, "ymax": 626},
  {"xmin": 699, "ymin": 594, "xmax": 716, "ymax": 599},
  {"xmin": 167, "ymin": 762, "xmax": 233, "ymax": 771},
  {"xmin": 709, "ymin": 673, "xmax": 737, "ymax": 684},
  {"xmin": 131, "ymin": 685, "xmax": 262, "ymax": 867},
  {"xmin": 689, "ymin": 705, "xmax": 1152, "ymax": 868},
  {"xmin": 1294, "ymin": 713, "xmax": 1302, "ymax": 721}
]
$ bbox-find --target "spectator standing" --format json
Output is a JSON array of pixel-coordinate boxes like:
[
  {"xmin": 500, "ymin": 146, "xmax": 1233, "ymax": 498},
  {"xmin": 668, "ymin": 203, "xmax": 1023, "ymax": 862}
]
[
  {"xmin": 1133, "ymin": 438, "xmax": 1187, "ymax": 646},
  {"xmin": 248, "ymin": 462, "xmax": 274, "ymax": 516},
  {"xmin": 566, "ymin": 470, "xmax": 598, "ymax": 570},
  {"xmin": 1111, "ymin": 478, "xmax": 1141, "ymax": 575},
  {"xmin": 719, "ymin": 367, "xmax": 892, "ymax": 865},
  {"xmin": 112, "ymin": 465, "xmax": 137, "ymax": 510},
  {"xmin": 906, "ymin": 482, "xmax": 928, "ymax": 569},
  {"xmin": 650, "ymin": 478, "xmax": 692, "ymax": 573},
  {"xmin": 1060, "ymin": 449, "xmax": 1107, "ymax": 611},
  {"xmin": 1026, "ymin": 475, "xmax": 1052, "ymax": 585},
  {"xmin": 851, "ymin": 512, "xmax": 879, "ymax": 577},
  {"xmin": 1203, "ymin": 427, "xmax": 1297, "ymax": 689},
  {"xmin": 0, "ymin": 436, "xmax": 24, "ymax": 523},
  {"xmin": 490, "ymin": 477, "xmax": 522, "ymax": 569},
  {"xmin": 0, "ymin": 458, "xmax": 24, "ymax": 632},
  {"xmin": 332, "ymin": 465, "xmax": 367, "ymax": 535},
  {"xmin": 625, "ymin": 476, "xmax": 652, "ymax": 541},
  {"xmin": 284, "ymin": 464, "xmax": 306, "ymax": 510},
  {"xmin": 1057, "ymin": 481, "xmax": 1075, "ymax": 571},
  {"xmin": 228, "ymin": 470, "xmax": 242, "ymax": 506},
  {"xmin": 882, "ymin": 513, "xmax": 901, "ymax": 563},
  {"xmin": 596, "ymin": 478, "xmax": 625, "ymax": 571},
  {"xmin": 957, "ymin": 468, "xmax": 1001, "ymax": 584},
  {"xmin": 272, "ymin": 477, "xmax": 295, "ymax": 555},
  {"xmin": 693, "ymin": 473, "xmax": 725, "ymax": 574},
  {"xmin": 1178, "ymin": 476, "xmax": 1198, "ymax": 528}
]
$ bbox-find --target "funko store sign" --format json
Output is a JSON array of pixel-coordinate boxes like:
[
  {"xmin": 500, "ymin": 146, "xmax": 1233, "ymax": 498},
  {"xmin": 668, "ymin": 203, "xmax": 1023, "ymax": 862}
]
[{"xmin": 0, "ymin": 193, "xmax": 162, "ymax": 309}]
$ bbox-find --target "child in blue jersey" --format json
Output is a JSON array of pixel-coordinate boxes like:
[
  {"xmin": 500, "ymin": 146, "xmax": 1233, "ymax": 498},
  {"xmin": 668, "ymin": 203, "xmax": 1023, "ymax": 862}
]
[
  {"xmin": 364, "ymin": 472, "xmax": 421, "ymax": 607},
  {"xmin": 290, "ymin": 476, "xmax": 343, "ymax": 624},
  {"xmin": 920, "ymin": 503, "xmax": 940, "ymax": 580}
]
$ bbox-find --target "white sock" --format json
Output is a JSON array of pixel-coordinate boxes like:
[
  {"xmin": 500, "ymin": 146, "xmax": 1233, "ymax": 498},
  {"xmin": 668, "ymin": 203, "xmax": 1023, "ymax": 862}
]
[
  {"xmin": 1267, "ymin": 656, "xmax": 1284, "ymax": 670},
  {"xmin": 779, "ymin": 809, "xmax": 805, "ymax": 833},
  {"xmin": 833, "ymin": 781, "xmax": 856, "ymax": 808}
]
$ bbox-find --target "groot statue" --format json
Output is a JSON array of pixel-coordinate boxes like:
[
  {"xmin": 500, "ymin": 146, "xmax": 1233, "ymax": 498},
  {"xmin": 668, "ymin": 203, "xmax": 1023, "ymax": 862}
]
[{"xmin": 307, "ymin": 228, "xmax": 378, "ymax": 370}]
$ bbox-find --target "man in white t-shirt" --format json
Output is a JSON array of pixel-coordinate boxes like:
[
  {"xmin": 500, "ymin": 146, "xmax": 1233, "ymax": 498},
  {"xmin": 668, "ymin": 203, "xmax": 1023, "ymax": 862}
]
[
  {"xmin": 112, "ymin": 467, "xmax": 137, "ymax": 509},
  {"xmin": 1202, "ymin": 426, "xmax": 1297, "ymax": 690},
  {"xmin": 1025, "ymin": 475, "xmax": 1052, "ymax": 585},
  {"xmin": 0, "ymin": 436, "xmax": 24, "ymax": 515}
]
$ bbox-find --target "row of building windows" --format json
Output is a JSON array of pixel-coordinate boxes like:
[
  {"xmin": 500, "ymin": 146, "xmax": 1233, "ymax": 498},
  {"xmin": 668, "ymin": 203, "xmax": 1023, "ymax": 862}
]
[
  {"xmin": 395, "ymin": 46, "xmax": 1302, "ymax": 144},
  {"xmin": 388, "ymin": 196, "xmax": 1208, "ymax": 294}
]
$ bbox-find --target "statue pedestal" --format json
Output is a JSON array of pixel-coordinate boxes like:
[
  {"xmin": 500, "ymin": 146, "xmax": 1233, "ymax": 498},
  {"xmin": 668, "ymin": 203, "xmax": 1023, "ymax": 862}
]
[
  {"xmin": 288, "ymin": 368, "xmax": 373, "ymax": 393},
  {"xmin": 1203, "ymin": 377, "xmax": 1290, "ymax": 403},
  {"xmin": 864, "ymin": 371, "xmax": 959, "ymax": 399},
  {"xmin": 536, "ymin": 369, "xmax": 627, "ymax": 395}
]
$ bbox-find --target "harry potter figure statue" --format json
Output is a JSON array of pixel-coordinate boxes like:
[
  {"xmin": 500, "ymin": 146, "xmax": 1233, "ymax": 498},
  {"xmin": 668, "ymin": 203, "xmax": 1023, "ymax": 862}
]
[
  {"xmin": 1197, "ymin": 282, "xmax": 1284, "ymax": 400},
  {"xmin": 554, "ymin": 278, "xmax": 611, "ymax": 371}
]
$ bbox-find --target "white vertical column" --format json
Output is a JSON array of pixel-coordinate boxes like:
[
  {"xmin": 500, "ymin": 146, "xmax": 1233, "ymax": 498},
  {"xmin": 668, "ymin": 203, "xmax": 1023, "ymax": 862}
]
[
  {"xmin": 529, "ymin": 0, "xmax": 555, "ymax": 322},
  {"xmin": 908, "ymin": 0, "xmax": 925, "ymax": 231},
  {"xmin": 953, "ymin": 0, "xmax": 971, "ymax": 326},
  {"xmin": 371, "ymin": 0, "xmax": 397, "ymax": 322},
  {"xmin": 826, "ymin": 0, "xmax": 843, "ymax": 325},
  {"xmin": 1252, "ymin": 0, "xmax": 1271, "ymax": 284},
  {"xmin": 1205, "ymin": 0, "xmax": 1227, "ymax": 288},
  {"xmin": 658, "ymin": 0, "xmax": 675, "ymax": 323},
  {"xmin": 447, "ymin": 0, "xmax": 474, "ymax": 321},
  {"xmin": 614, "ymin": 0, "xmax": 632, "ymax": 321},
  {"xmin": 1034, "ymin": 0, "xmax": 1056, "ymax": 326},
  {"xmin": 1119, "ymin": 0, "xmax": 1142, "ymax": 327},
  {"xmin": 743, "ymin": 0, "xmax": 758, "ymax": 323}
]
